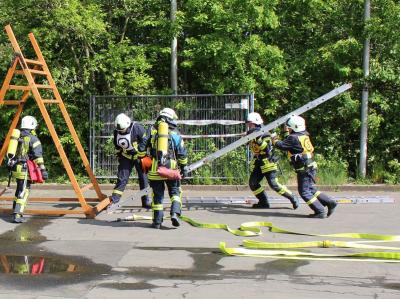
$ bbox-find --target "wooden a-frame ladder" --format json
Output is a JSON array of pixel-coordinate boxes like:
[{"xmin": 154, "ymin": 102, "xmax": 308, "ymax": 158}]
[{"xmin": 0, "ymin": 25, "xmax": 111, "ymax": 217}]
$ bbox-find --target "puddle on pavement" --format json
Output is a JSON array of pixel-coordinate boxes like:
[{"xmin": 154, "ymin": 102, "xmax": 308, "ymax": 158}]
[
  {"xmin": 0, "ymin": 255, "xmax": 77, "ymax": 275},
  {"xmin": 0, "ymin": 217, "xmax": 49, "ymax": 242},
  {"xmin": 260, "ymin": 259, "xmax": 309, "ymax": 275},
  {"xmin": 382, "ymin": 283, "xmax": 400, "ymax": 291},
  {"xmin": 0, "ymin": 220, "xmax": 395, "ymax": 293},
  {"xmin": 0, "ymin": 217, "xmax": 112, "ymax": 285},
  {"xmin": 99, "ymin": 282, "xmax": 157, "ymax": 290}
]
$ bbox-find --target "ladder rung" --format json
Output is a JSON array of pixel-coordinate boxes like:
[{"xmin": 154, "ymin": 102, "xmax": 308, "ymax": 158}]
[
  {"xmin": 25, "ymin": 58, "xmax": 43, "ymax": 66},
  {"xmin": 9, "ymin": 85, "xmax": 30, "ymax": 90},
  {"xmin": 2, "ymin": 100, "xmax": 21, "ymax": 105},
  {"xmin": 42, "ymin": 99, "xmax": 59, "ymax": 104},
  {"xmin": 14, "ymin": 69, "xmax": 46, "ymax": 75},
  {"xmin": 29, "ymin": 69, "xmax": 47, "ymax": 75},
  {"xmin": 35, "ymin": 84, "xmax": 53, "ymax": 89}
]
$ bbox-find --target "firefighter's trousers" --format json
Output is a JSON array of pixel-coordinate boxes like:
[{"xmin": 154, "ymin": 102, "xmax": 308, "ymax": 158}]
[
  {"xmin": 111, "ymin": 156, "xmax": 149, "ymax": 207},
  {"xmin": 297, "ymin": 168, "xmax": 334, "ymax": 214},
  {"xmin": 13, "ymin": 177, "xmax": 31, "ymax": 216},
  {"xmin": 149, "ymin": 179, "xmax": 182, "ymax": 225},
  {"xmin": 249, "ymin": 163, "xmax": 298, "ymax": 206}
]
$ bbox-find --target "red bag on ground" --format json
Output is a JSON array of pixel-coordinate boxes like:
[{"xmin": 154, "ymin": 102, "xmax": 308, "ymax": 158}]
[
  {"xmin": 157, "ymin": 166, "xmax": 182, "ymax": 180},
  {"xmin": 27, "ymin": 160, "xmax": 44, "ymax": 183}
]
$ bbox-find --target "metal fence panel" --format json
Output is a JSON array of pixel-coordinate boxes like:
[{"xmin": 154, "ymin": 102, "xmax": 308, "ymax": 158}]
[{"xmin": 90, "ymin": 94, "xmax": 252, "ymax": 183}]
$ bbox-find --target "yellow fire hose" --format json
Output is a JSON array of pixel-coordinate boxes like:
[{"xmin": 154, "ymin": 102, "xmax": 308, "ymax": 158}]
[
  {"xmin": 121, "ymin": 214, "xmax": 400, "ymax": 262},
  {"xmin": 219, "ymin": 242, "xmax": 400, "ymax": 263}
]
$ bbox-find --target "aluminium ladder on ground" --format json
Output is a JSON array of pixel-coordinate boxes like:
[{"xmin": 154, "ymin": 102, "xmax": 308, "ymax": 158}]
[
  {"xmin": 0, "ymin": 25, "xmax": 111, "ymax": 217},
  {"xmin": 107, "ymin": 83, "xmax": 352, "ymax": 213}
]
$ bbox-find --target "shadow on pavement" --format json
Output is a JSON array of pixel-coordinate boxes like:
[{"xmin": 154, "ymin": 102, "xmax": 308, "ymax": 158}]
[
  {"xmin": 77, "ymin": 218, "xmax": 177, "ymax": 230},
  {"xmin": 207, "ymin": 207, "xmax": 310, "ymax": 219}
]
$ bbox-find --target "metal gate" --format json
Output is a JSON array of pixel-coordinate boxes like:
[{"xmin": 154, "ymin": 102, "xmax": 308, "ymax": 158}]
[{"xmin": 89, "ymin": 94, "xmax": 253, "ymax": 183}]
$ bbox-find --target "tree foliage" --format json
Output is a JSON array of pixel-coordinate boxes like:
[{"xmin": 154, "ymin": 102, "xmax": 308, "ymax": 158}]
[{"xmin": 0, "ymin": 0, "xmax": 398, "ymax": 181}]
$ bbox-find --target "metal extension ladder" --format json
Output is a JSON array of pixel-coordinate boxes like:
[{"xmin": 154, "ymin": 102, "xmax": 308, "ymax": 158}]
[{"xmin": 107, "ymin": 83, "xmax": 352, "ymax": 213}]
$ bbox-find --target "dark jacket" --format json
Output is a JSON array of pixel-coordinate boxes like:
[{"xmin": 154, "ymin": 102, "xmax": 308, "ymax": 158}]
[
  {"xmin": 113, "ymin": 122, "xmax": 146, "ymax": 159},
  {"xmin": 274, "ymin": 131, "xmax": 316, "ymax": 171},
  {"xmin": 16, "ymin": 129, "xmax": 44, "ymax": 165}
]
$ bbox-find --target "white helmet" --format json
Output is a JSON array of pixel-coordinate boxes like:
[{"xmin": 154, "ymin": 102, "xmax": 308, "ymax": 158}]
[
  {"xmin": 246, "ymin": 112, "xmax": 263, "ymax": 125},
  {"xmin": 286, "ymin": 114, "xmax": 306, "ymax": 132},
  {"xmin": 115, "ymin": 113, "xmax": 131, "ymax": 131},
  {"xmin": 159, "ymin": 108, "xmax": 178, "ymax": 120},
  {"xmin": 21, "ymin": 116, "xmax": 38, "ymax": 130}
]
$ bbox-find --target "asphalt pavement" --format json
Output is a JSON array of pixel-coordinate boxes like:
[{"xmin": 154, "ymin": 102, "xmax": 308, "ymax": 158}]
[{"xmin": 0, "ymin": 187, "xmax": 399, "ymax": 299}]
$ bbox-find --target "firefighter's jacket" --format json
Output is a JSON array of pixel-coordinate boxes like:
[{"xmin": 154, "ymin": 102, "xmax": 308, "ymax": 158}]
[
  {"xmin": 248, "ymin": 127, "xmax": 278, "ymax": 173},
  {"xmin": 138, "ymin": 121, "xmax": 188, "ymax": 180},
  {"xmin": 113, "ymin": 122, "xmax": 146, "ymax": 160},
  {"xmin": 12, "ymin": 129, "xmax": 44, "ymax": 179},
  {"xmin": 273, "ymin": 131, "xmax": 317, "ymax": 171}
]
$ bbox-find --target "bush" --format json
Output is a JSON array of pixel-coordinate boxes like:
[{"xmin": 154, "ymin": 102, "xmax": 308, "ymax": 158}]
[
  {"xmin": 314, "ymin": 154, "xmax": 348, "ymax": 185},
  {"xmin": 383, "ymin": 159, "xmax": 400, "ymax": 184}
]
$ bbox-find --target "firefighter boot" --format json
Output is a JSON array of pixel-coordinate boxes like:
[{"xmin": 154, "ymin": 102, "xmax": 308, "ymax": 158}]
[
  {"xmin": 317, "ymin": 193, "xmax": 337, "ymax": 217},
  {"xmin": 13, "ymin": 213, "xmax": 25, "ymax": 223},
  {"xmin": 252, "ymin": 192, "xmax": 270, "ymax": 208},
  {"xmin": 141, "ymin": 196, "xmax": 151, "ymax": 209},
  {"xmin": 282, "ymin": 192, "xmax": 300, "ymax": 210},
  {"xmin": 327, "ymin": 201, "xmax": 337, "ymax": 217},
  {"xmin": 151, "ymin": 223, "xmax": 161, "ymax": 229},
  {"xmin": 307, "ymin": 199, "xmax": 326, "ymax": 219},
  {"xmin": 171, "ymin": 213, "xmax": 180, "ymax": 227},
  {"xmin": 152, "ymin": 208, "xmax": 163, "ymax": 229}
]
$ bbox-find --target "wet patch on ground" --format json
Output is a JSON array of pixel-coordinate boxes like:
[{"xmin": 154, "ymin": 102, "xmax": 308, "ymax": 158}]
[
  {"xmin": 0, "ymin": 217, "xmax": 112, "ymax": 289},
  {"xmin": 0, "ymin": 217, "xmax": 49, "ymax": 242},
  {"xmin": 257, "ymin": 259, "xmax": 309, "ymax": 276},
  {"xmin": 381, "ymin": 283, "xmax": 400, "ymax": 291},
  {"xmin": 1, "ymin": 218, "xmax": 398, "ymax": 294},
  {"xmin": 116, "ymin": 246, "xmax": 307, "ymax": 282},
  {"xmin": 98, "ymin": 281, "xmax": 157, "ymax": 291},
  {"xmin": 1, "ymin": 254, "xmax": 78, "ymax": 274}
]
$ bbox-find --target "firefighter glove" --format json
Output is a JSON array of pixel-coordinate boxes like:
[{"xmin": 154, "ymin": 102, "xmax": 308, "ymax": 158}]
[
  {"xmin": 7, "ymin": 159, "xmax": 16, "ymax": 171},
  {"xmin": 41, "ymin": 169, "xmax": 48, "ymax": 180},
  {"xmin": 180, "ymin": 165, "xmax": 188, "ymax": 179}
]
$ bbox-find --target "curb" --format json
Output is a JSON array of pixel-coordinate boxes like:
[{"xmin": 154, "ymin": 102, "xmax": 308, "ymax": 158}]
[{"xmin": 1, "ymin": 184, "xmax": 399, "ymax": 192}]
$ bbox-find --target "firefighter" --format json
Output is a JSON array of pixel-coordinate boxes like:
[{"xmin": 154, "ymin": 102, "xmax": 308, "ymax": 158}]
[
  {"xmin": 6, "ymin": 116, "xmax": 48, "ymax": 223},
  {"xmin": 107, "ymin": 113, "xmax": 151, "ymax": 211},
  {"xmin": 272, "ymin": 114, "xmax": 337, "ymax": 218},
  {"xmin": 138, "ymin": 108, "xmax": 188, "ymax": 229},
  {"xmin": 246, "ymin": 112, "xmax": 299, "ymax": 209}
]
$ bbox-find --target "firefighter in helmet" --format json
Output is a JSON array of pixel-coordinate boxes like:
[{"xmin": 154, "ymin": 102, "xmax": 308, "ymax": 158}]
[
  {"xmin": 137, "ymin": 108, "xmax": 188, "ymax": 229},
  {"xmin": 272, "ymin": 114, "xmax": 337, "ymax": 218},
  {"xmin": 6, "ymin": 116, "xmax": 48, "ymax": 223},
  {"xmin": 107, "ymin": 113, "xmax": 151, "ymax": 211},
  {"xmin": 246, "ymin": 112, "xmax": 299, "ymax": 209}
]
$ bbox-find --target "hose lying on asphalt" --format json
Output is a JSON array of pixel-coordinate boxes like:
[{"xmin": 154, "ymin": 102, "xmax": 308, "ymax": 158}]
[{"xmin": 120, "ymin": 214, "xmax": 400, "ymax": 262}]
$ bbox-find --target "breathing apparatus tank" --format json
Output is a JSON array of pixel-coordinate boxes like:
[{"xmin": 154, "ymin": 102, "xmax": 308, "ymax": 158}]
[
  {"xmin": 6, "ymin": 129, "xmax": 21, "ymax": 159},
  {"xmin": 157, "ymin": 121, "xmax": 169, "ymax": 165}
]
